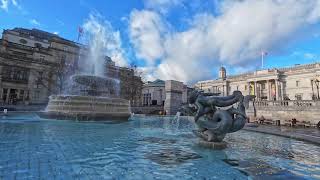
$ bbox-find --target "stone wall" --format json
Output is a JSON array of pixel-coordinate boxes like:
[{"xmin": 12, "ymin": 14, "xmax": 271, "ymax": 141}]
[
  {"xmin": 164, "ymin": 80, "xmax": 184, "ymax": 115},
  {"xmin": 131, "ymin": 106, "xmax": 163, "ymax": 114},
  {"xmin": 246, "ymin": 100, "xmax": 320, "ymax": 124}
]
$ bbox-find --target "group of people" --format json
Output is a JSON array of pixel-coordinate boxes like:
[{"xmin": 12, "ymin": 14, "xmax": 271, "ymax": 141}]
[{"xmin": 256, "ymin": 115, "xmax": 320, "ymax": 129}]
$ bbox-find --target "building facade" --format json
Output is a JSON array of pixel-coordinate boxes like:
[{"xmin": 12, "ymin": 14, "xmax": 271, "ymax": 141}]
[
  {"xmin": 139, "ymin": 79, "xmax": 192, "ymax": 115},
  {"xmin": 0, "ymin": 28, "xmax": 142, "ymax": 106},
  {"xmin": 0, "ymin": 28, "xmax": 81, "ymax": 105},
  {"xmin": 105, "ymin": 57, "xmax": 143, "ymax": 106},
  {"xmin": 195, "ymin": 63, "xmax": 320, "ymax": 101},
  {"xmin": 141, "ymin": 79, "xmax": 166, "ymax": 106}
]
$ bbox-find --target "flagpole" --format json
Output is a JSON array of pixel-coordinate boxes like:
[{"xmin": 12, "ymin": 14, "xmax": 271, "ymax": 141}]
[{"xmin": 261, "ymin": 53, "xmax": 264, "ymax": 69}]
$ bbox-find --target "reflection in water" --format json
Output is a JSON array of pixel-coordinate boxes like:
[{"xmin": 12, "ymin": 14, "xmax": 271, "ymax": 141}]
[{"xmin": 0, "ymin": 115, "xmax": 318, "ymax": 179}]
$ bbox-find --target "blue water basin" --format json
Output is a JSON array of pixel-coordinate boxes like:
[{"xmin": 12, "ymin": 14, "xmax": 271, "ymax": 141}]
[{"xmin": 0, "ymin": 114, "xmax": 319, "ymax": 179}]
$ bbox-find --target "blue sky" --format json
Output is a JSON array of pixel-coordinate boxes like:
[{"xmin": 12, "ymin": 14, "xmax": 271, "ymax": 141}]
[{"xmin": 1, "ymin": 0, "xmax": 320, "ymax": 83}]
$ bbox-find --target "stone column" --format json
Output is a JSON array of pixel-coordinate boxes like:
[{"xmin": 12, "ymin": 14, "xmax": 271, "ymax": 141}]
[
  {"xmin": 248, "ymin": 82, "xmax": 251, "ymax": 95},
  {"xmin": 279, "ymin": 81, "xmax": 283, "ymax": 100},
  {"xmin": 22, "ymin": 89, "xmax": 26, "ymax": 102},
  {"xmin": 311, "ymin": 80, "xmax": 315, "ymax": 100},
  {"xmin": 275, "ymin": 80, "xmax": 279, "ymax": 100},
  {"xmin": 267, "ymin": 80, "xmax": 271, "ymax": 100},
  {"xmin": 6, "ymin": 88, "xmax": 10, "ymax": 104},
  {"xmin": 222, "ymin": 85, "xmax": 225, "ymax": 96},
  {"xmin": 254, "ymin": 81, "xmax": 257, "ymax": 98}
]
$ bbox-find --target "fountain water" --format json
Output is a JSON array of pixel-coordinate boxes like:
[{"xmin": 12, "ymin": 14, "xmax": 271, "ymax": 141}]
[
  {"xmin": 42, "ymin": 74, "xmax": 131, "ymax": 121},
  {"xmin": 41, "ymin": 18, "xmax": 131, "ymax": 121}
]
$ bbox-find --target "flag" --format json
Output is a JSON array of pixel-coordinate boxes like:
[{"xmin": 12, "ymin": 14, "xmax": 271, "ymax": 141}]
[{"xmin": 261, "ymin": 51, "xmax": 268, "ymax": 56}]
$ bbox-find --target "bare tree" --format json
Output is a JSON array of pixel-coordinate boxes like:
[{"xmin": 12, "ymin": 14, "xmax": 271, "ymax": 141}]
[
  {"xmin": 34, "ymin": 56, "xmax": 77, "ymax": 95},
  {"xmin": 128, "ymin": 63, "xmax": 144, "ymax": 106}
]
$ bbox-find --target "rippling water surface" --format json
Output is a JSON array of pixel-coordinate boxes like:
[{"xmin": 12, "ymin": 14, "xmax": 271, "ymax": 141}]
[{"xmin": 0, "ymin": 114, "xmax": 319, "ymax": 179}]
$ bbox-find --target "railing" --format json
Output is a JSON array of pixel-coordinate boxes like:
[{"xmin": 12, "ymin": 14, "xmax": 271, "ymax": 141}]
[
  {"xmin": 277, "ymin": 63, "xmax": 320, "ymax": 72},
  {"xmin": 253, "ymin": 100, "xmax": 318, "ymax": 107}
]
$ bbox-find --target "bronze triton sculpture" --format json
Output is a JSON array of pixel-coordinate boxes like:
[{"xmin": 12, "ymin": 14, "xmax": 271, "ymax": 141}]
[{"xmin": 181, "ymin": 90, "xmax": 255, "ymax": 148}]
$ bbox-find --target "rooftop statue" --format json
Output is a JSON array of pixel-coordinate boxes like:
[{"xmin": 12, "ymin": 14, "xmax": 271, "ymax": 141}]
[{"xmin": 182, "ymin": 90, "xmax": 255, "ymax": 145}]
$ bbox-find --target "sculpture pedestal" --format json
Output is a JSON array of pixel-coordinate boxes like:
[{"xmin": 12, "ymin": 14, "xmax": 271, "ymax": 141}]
[{"xmin": 198, "ymin": 140, "xmax": 227, "ymax": 150}]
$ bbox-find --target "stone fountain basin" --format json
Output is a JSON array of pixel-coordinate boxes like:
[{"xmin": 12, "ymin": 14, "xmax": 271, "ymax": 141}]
[{"xmin": 41, "ymin": 95, "xmax": 131, "ymax": 121}]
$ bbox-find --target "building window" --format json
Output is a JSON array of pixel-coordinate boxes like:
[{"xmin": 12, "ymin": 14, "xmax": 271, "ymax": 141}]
[
  {"xmin": 2, "ymin": 67, "xmax": 29, "ymax": 82},
  {"xmin": 245, "ymin": 85, "xmax": 247, "ymax": 90},
  {"xmin": 39, "ymin": 55, "xmax": 45, "ymax": 61},
  {"xmin": 295, "ymin": 94, "xmax": 302, "ymax": 100},
  {"xmin": 2, "ymin": 88, "xmax": 8, "ymax": 102},
  {"xmin": 12, "ymin": 51, "xmax": 27, "ymax": 57},
  {"xmin": 19, "ymin": 90, "xmax": 24, "ymax": 100},
  {"xmin": 35, "ymin": 43, "xmax": 42, "ymax": 48},
  {"xmin": 63, "ymin": 46, "xmax": 68, "ymax": 51},
  {"xmin": 261, "ymin": 83, "xmax": 266, "ymax": 89},
  {"xmin": 296, "ymin": 81, "xmax": 299, "ymax": 87},
  {"xmin": 19, "ymin": 39, "xmax": 27, "ymax": 44},
  {"xmin": 284, "ymin": 94, "xmax": 290, "ymax": 100},
  {"xmin": 151, "ymin": 100, "xmax": 157, "ymax": 105},
  {"xmin": 35, "ymin": 72, "xmax": 43, "ymax": 88},
  {"xmin": 33, "ymin": 90, "xmax": 41, "ymax": 100}
]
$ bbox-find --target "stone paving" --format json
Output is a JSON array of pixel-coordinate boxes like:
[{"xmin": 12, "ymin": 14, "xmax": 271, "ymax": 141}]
[{"xmin": 244, "ymin": 124, "xmax": 320, "ymax": 145}]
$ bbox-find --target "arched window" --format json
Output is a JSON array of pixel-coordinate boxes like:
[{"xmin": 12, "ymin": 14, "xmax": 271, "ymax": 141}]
[
  {"xmin": 19, "ymin": 39, "xmax": 27, "ymax": 44},
  {"xmin": 34, "ymin": 43, "xmax": 42, "ymax": 48}
]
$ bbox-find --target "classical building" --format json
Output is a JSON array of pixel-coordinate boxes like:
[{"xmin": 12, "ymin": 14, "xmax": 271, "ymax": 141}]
[
  {"xmin": 195, "ymin": 63, "xmax": 320, "ymax": 101},
  {"xmin": 0, "ymin": 28, "xmax": 81, "ymax": 105},
  {"xmin": 142, "ymin": 79, "xmax": 166, "ymax": 106},
  {"xmin": 0, "ymin": 28, "xmax": 142, "ymax": 106},
  {"xmin": 138, "ymin": 79, "xmax": 192, "ymax": 115}
]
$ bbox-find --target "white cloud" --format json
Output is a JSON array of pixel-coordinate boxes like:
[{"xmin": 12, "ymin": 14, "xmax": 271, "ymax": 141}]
[
  {"xmin": 1, "ymin": 0, "xmax": 22, "ymax": 12},
  {"xmin": 29, "ymin": 19, "xmax": 40, "ymax": 26},
  {"xmin": 304, "ymin": 53, "xmax": 317, "ymax": 59},
  {"xmin": 129, "ymin": 0, "xmax": 320, "ymax": 84},
  {"xmin": 11, "ymin": 0, "xmax": 20, "ymax": 9},
  {"xmin": 144, "ymin": 0, "xmax": 184, "ymax": 14},
  {"xmin": 129, "ymin": 10, "xmax": 168, "ymax": 65},
  {"xmin": 291, "ymin": 51, "xmax": 318, "ymax": 60},
  {"xmin": 53, "ymin": 31, "xmax": 59, "ymax": 35},
  {"xmin": 11, "ymin": 0, "xmax": 16, "ymax": 6},
  {"xmin": 0, "ymin": 0, "xmax": 8, "ymax": 11}
]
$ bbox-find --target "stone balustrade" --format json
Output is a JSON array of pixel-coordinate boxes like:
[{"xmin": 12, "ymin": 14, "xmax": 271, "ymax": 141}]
[
  {"xmin": 247, "ymin": 100, "xmax": 320, "ymax": 124},
  {"xmin": 253, "ymin": 100, "xmax": 318, "ymax": 107}
]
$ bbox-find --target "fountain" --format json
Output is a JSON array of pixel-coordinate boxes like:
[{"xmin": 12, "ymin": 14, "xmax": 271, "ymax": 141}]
[
  {"xmin": 42, "ymin": 74, "xmax": 130, "ymax": 121},
  {"xmin": 41, "ymin": 20, "xmax": 131, "ymax": 121}
]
